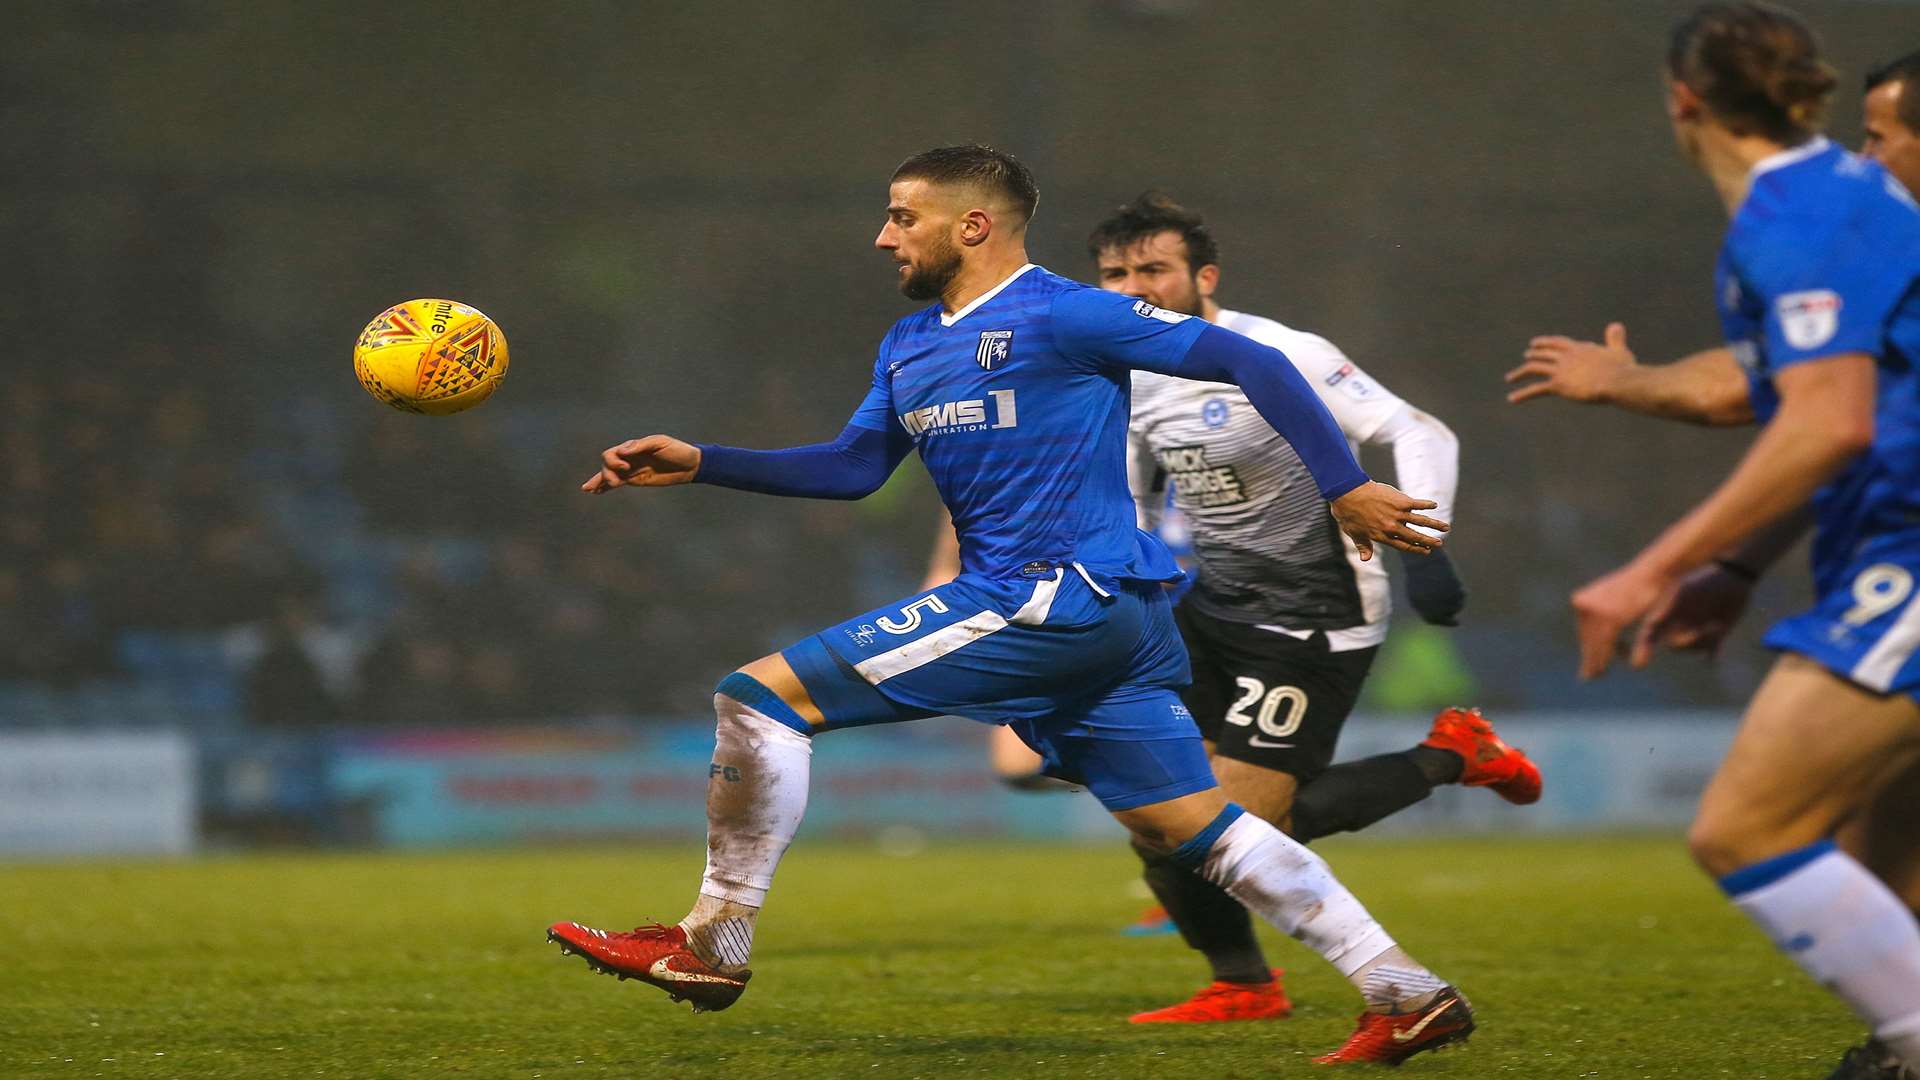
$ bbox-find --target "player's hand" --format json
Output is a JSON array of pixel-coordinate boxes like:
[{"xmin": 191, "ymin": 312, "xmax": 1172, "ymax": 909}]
[
  {"xmin": 582, "ymin": 435, "xmax": 702, "ymax": 493},
  {"xmin": 1507, "ymin": 322, "xmax": 1636, "ymax": 405},
  {"xmin": 1570, "ymin": 562, "xmax": 1671, "ymax": 680},
  {"xmin": 1629, "ymin": 562, "xmax": 1753, "ymax": 666},
  {"xmin": 1329, "ymin": 481, "xmax": 1448, "ymax": 561},
  {"xmin": 1401, "ymin": 548, "xmax": 1467, "ymax": 626}
]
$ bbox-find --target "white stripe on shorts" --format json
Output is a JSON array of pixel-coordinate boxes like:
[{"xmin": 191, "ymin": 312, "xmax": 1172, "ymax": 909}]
[
  {"xmin": 1851, "ymin": 599, "xmax": 1920, "ymax": 691},
  {"xmin": 852, "ymin": 570, "xmax": 1062, "ymax": 685}
]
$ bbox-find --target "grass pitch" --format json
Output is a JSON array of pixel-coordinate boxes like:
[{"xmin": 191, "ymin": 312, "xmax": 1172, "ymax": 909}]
[{"xmin": 1, "ymin": 835, "xmax": 1863, "ymax": 1078}]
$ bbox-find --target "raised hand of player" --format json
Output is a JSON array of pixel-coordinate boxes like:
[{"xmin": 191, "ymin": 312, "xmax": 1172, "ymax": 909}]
[
  {"xmin": 1507, "ymin": 322, "xmax": 1636, "ymax": 404},
  {"xmin": 1329, "ymin": 481, "xmax": 1448, "ymax": 560},
  {"xmin": 1570, "ymin": 562, "xmax": 1671, "ymax": 679},
  {"xmin": 1629, "ymin": 562, "xmax": 1753, "ymax": 666},
  {"xmin": 582, "ymin": 435, "xmax": 702, "ymax": 493}
]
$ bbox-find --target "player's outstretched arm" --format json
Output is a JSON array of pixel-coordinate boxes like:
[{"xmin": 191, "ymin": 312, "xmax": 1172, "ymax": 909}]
[
  {"xmin": 1172, "ymin": 325, "xmax": 1449, "ymax": 558},
  {"xmin": 1571, "ymin": 355, "xmax": 1873, "ymax": 678},
  {"xmin": 1506, "ymin": 324, "xmax": 1754, "ymax": 426},
  {"xmin": 585, "ymin": 375, "xmax": 913, "ymax": 501}
]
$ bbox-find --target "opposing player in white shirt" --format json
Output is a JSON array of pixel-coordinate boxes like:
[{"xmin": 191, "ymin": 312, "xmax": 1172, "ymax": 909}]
[{"xmin": 1096, "ymin": 193, "xmax": 1541, "ymax": 1024}]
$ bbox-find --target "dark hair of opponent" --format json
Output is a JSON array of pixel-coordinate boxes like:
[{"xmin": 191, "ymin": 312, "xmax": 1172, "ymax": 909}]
[{"xmin": 1085, "ymin": 191, "xmax": 1220, "ymax": 270}]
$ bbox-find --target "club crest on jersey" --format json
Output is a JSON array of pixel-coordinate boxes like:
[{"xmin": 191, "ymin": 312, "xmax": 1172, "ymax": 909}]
[
  {"xmin": 976, "ymin": 330, "xmax": 1013, "ymax": 370},
  {"xmin": 1202, "ymin": 399, "xmax": 1230, "ymax": 428},
  {"xmin": 1132, "ymin": 300, "xmax": 1191, "ymax": 324},
  {"xmin": 1776, "ymin": 289, "xmax": 1841, "ymax": 350}
]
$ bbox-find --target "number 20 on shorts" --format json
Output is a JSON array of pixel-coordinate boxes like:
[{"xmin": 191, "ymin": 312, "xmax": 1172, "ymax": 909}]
[{"xmin": 1226, "ymin": 677, "xmax": 1308, "ymax": 739}]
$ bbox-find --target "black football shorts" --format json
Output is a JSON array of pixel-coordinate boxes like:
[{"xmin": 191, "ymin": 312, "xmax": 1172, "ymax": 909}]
[{"xmin": 1174, "ymin": 601, "xmax": 1378, "ymax": 783}]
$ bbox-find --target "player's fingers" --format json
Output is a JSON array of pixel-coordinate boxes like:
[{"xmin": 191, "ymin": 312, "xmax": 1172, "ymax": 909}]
[
  {"xmin": 1503, "ymin": 361, "xmax": 1547, "ymax": 383},
  {"xmin": 1578, "ymin": 625, "xmax": 1615, "ymax": 680},
  {"xmin": 1380, "ymin": 531, "xmax": 1436, "ymax": 555},
  {"xmin": 1526, "ymin": 335, "xmax": 1573, "ymax": 350},
  {"xmin": 602, "ymin": 446, "xmax": 635, "ymax": 473},
  {"xmin": 1505, "ymin": 382, "xmax": 1563, "ymax": 404},
  {"xmin": 1665, "ymin": 624, "xmax": 1703, "ymax": 648},
  {"xmin": 1348, "ymin": 531, "xmax": 1375, "ymax": 561},
  {"xmin": 1400, "ymin": 512, "xmax": 1450, "ymax": 533},
  {"xmin": 1629, "ymin": 617, "xmax": 1660, "ymax": 669},
  {"xmin": 1605, "ymin": 322, "xmax": 1629, "ymax": 350}
]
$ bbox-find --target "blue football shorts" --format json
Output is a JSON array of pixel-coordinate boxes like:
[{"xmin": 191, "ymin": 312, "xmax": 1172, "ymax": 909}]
[
  {"xmin": 1765, "ymin": 534, "xmax": 1920, "ymax": 699},
  {"xmin": 780, "ymin": 565, "xmax": 1216, "ymax": 811}
]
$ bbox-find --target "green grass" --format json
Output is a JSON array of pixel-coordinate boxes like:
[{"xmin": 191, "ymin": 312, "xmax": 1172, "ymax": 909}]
[{"xmin": 0, "ymin": 835, "xmax": 1864, "ymax": 1078}]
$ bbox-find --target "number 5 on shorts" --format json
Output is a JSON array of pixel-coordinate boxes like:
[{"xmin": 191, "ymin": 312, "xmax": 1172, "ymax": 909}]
[{"xmin": 878, "ymin": 594, "xmax": 951, "ymax": 635}]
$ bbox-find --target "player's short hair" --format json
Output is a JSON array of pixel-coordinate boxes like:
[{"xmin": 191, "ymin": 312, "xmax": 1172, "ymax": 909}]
[
  {"xmin": 1086, "ymin": 191, "xmax": 1220, "ymax": 271},
  {"xmin": 1866, "ymin": 49, "xmax": 1920, "ymax": 133},
  {"xmin": 1668, "ymin": 2, "xmax": 1837, "ymax": 143},
  {"xmin": 891, "ymin": 145, "xmax": 1039, "ymax": 225}
]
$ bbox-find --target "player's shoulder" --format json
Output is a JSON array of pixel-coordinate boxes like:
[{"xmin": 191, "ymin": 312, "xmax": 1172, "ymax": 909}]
[
  {"xmin": 1216, "ymin": 309, "xmax": 1349, "ymax": 373},
  {"xmin": 1734, "ymin": 141, "xmax": 1919, "ymax": 265}
]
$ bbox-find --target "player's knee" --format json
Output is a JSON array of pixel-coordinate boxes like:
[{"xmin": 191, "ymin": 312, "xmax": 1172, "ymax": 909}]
[
  {"xmin": 1686, "ymin": 815, "xmax": 1743, "ymax": 877},
  {"xmin": 713, "ymin": 671, "xmax": 814, "ymax": 738},
  {"xmin": 1687, "ymin": 808, "xmax": 1793, "ymax": 878}
]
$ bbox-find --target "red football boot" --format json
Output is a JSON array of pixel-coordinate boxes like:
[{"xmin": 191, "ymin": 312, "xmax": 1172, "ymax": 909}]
[
  {"xmin": 1421, "ymin": 707, "xmax": 1542, "ymax": 805},
  {"xmin": 1312, "ymin": 989, "xmax": 1474, "ymax": 1066},
  {"xmin": 1129, "ymin": 969, "xmax": 1292, "ymax": 1024},
  {"xmin": 546, "ymin": 921, "xmax": 750, "ymax": 1013}
]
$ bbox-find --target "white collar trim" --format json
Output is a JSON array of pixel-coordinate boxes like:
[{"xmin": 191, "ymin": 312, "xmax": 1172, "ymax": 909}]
[
  {"xmin": 939, "ymin": 263, "xmax": 1038, "ymax": 327},
  {"xmin": 1750, "ymin": 136, "xmax": 1831, "ymax": 180}
]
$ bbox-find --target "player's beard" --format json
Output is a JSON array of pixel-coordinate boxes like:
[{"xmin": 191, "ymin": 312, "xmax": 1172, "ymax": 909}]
[
  {"xmin": 1162, "ymin": 275, "xmax": 1204, "ymax": 317},
  {"xmin": 899, "ymin": 233, "xmax": 964, "ymax": 301}
]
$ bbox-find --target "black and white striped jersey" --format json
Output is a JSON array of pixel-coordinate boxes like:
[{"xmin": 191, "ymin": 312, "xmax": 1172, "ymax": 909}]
[{"xmin": 1128, "ymin": 309, "xmax": 1458, "ymax": 650}]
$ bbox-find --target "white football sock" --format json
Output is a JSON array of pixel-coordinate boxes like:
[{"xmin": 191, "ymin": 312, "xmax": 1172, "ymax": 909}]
[
  {"xmin": 1728, "ymin": 845, "xmax": 1920, "ymax": 1071},
  {"xmin": 1195, "ymin": 811, "xmax": 1437, "ymax": 1007},
  {"xmin": 677, "ymin": 687, "xmax": 813, "ymax": 971}
]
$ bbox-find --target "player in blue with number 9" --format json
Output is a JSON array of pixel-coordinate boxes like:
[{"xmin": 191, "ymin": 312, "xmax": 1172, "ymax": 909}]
[
  {"xmin": 1512, "ymin": 4, "xmax": 1920, "ymax": 1074},
  {"xmin": 546, "ymin": 144, "xmax": 1476, "ymax": 1064}
]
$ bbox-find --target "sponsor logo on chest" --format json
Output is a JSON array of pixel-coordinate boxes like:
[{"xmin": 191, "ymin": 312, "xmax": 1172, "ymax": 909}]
[
  {"xmin": 899, "ymin": 388, "xmax": 1019, "ymax": 438},
  {"xmin": 1155, "ymin": 444, "xmax": 1247, "ymax": 508}
]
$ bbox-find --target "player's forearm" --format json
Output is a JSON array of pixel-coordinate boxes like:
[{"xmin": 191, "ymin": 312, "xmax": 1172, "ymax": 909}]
[
  {"xmin": 1632, "ymin": 401, "xmax": 1866, "ymax": 580},
  {"xmin": 1601, "ymin": 348, "xmax": 1755, "ymax": 426},
  {"xmin": 1373, "ymin": 406, "xmax": 1460, "ymax": 527},
  {"xmin": 1717, "ymin": 504, "xmax": 1815, "ymax": 578},
  {"xmin": 693, "ymin": 424, "xmax": 903, "ymax": 500},
  {"xmin": 1176, "ymin": 325, "xmax": 1368, "ymax": 501}
]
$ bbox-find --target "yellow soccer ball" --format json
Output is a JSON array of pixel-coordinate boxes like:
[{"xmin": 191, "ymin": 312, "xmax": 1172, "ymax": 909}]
[{"xmin": 352, "ymin": 299, "xmax": 508, "ymax": 415}]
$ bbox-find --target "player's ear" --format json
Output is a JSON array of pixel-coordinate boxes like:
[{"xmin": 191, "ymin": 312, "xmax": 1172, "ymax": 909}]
[
  {"xmin": 958, "ymin": 207, "xmax": 993, "ymax": 247},
  {"xmin": 1194, "ymin": 264, "xmax": 1221, "ymax": 299},
  {"xmin": 1667, "ymin": 78, "xmax": 1703, "ymax": 124}
]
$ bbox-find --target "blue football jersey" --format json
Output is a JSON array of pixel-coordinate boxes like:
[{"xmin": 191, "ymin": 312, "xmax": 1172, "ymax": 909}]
[
  {"xmin": 846, "ymin": 264, "xmax": 1208, "ymax": 585},
  {"xmin": 1717, "ymin": 138, "xmax": 1920, "ymax": 591}
]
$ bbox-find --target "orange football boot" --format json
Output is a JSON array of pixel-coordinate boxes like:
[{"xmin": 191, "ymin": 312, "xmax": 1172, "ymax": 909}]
[
  {"xmin": 1312, "ymin": 989, "xmax": 1474, "ymax": 1066},
  {"xmin": 1129, "ymin": 969, "xmax": 1292, "ymax": 1024},
  {"xmin": 1421, "ymin": 707, "xmax": 1542, "ymax": 805},
  {"xmin": 546, "ymin": 921, "xmax": 750, "ymax": 1013}
]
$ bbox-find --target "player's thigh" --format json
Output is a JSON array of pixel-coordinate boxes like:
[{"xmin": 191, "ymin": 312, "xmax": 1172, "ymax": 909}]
[
  {"xmin": 1692, "ymin": 653, "xmax": 1920, "ymax": 872},
  {"xmin": 1208, "ymin": 754, "xmax": 1301, "ymax": 830},
  {"xmin": 988, "ymin": 723, "xmax": 1043, "ymax": 777},
  {"xmin": 1836, "ymin": 750, "xmax": 1920, "ymax": 907},
  {"xmin": 735, "ymin": 653, "xmax": 829, "ymax": 729}
]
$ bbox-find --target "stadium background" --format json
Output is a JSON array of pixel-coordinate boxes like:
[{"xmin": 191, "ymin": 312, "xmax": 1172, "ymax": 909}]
[{"xmin": 2, "ymin": 0, "xmax": 1915, "ymax": 852}]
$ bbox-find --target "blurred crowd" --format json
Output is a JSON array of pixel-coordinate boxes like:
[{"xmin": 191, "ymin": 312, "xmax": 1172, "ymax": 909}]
[{"xmin": 2, "ymin": 359, "xmax": 883, "ymax": 730}]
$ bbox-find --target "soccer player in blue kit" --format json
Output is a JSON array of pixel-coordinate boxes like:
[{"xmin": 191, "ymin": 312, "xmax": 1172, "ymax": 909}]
[
  {"xmin": 548, "ymin": 145, "xmax": 1476, "ymax": 1063},
  {"xmin": 1509, "ymin": 4, "xmax": 1920, "ymax": 1072}
]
